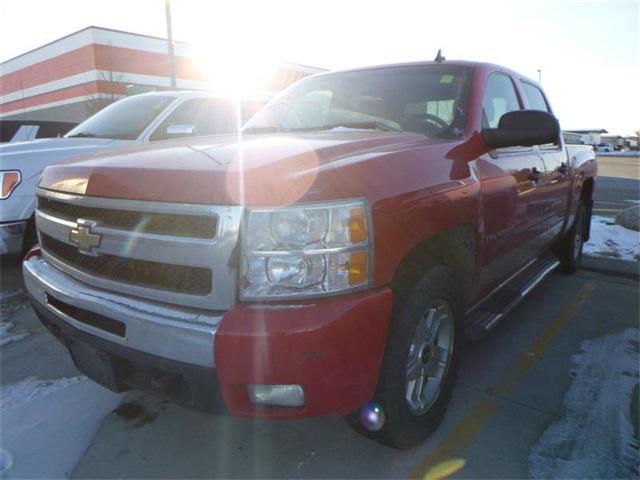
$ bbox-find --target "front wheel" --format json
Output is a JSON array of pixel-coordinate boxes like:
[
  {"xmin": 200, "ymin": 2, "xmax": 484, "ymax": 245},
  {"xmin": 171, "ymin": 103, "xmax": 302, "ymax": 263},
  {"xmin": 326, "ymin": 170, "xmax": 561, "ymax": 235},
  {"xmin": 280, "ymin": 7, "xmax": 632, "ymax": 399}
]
[{"xmin": 347, "ymin": 266, "xmax": 462, "ymax": 448}]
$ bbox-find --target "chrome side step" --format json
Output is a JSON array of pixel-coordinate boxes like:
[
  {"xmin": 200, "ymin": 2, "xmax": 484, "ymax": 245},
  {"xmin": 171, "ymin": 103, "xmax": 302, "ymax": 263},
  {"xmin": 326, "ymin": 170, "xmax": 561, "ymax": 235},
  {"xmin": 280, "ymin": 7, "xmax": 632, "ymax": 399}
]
[{"xmin": 465, "ymin": 254, "xmax": 560, "ymax": 338}]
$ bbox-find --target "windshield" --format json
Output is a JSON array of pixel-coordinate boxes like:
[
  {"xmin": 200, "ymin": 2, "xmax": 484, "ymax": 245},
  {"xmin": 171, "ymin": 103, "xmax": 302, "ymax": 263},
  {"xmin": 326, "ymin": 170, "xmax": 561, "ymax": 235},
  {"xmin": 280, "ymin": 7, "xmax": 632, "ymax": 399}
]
[
  {"xmin": 244, "ymin": 65, "xmax": 472, "ymax": 139},
  {"xmin": 66, "ymin": 95, "xmax": 174, "ymax": 140}
]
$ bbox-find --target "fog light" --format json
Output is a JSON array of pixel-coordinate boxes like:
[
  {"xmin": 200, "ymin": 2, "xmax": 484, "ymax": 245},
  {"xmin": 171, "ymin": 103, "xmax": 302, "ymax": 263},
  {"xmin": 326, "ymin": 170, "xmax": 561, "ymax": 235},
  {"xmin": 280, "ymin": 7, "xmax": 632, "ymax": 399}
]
[{"xmin": 247, "ymin": 384, "xmax": 305, "ymax": 407}]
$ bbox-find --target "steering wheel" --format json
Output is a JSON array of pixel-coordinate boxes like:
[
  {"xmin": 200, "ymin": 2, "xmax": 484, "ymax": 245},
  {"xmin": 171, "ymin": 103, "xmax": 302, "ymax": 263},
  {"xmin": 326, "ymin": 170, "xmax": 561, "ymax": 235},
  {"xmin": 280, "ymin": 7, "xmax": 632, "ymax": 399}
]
[{"xmin": 405, "ymin": 113, "xmax": 449, "ymax": 133}]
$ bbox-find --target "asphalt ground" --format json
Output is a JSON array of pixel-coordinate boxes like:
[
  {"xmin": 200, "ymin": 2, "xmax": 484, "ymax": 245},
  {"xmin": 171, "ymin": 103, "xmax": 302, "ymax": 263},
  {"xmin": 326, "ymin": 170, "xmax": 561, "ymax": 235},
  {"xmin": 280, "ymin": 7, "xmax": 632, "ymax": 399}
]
[
  {"xmin": 593, "ymin": 154, "xmax": 640, "ymax": 218},
  {"xmin": 1, "ymin": 259, "xmax": 637, "ymax": 478}
]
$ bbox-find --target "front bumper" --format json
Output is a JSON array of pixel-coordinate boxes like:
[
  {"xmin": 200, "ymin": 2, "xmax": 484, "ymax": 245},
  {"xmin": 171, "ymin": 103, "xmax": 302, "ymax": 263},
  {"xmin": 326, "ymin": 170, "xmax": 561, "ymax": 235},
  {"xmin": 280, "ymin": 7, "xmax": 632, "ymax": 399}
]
[
  {"xmin": 24, "ymin": 256, "xmax": 393, "ymax": 418},
  {"xmin": 0, "ymin": 219, "xmax": 27, "ymax": 255}
]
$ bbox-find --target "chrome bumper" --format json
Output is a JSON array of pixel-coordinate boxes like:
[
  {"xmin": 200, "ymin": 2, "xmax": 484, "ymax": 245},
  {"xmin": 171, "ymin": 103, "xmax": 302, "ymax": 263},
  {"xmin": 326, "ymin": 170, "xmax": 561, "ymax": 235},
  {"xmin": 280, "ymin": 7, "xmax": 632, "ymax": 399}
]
[
  {"xmin": 23, "ymin": 257, "xmax": 222, "ymax": 367},
  {"xmin": 0, "ymin": 220, "xmax": 26, "ymax": 255}
]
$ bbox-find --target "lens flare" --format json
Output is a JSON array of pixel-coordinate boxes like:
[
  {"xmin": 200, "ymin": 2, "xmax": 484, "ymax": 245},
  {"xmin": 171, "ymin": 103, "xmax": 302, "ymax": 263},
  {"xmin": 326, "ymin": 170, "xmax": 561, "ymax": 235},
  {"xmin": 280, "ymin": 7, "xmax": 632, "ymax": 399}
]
[
  {"xmin": 121, "ymin": 215, "xmax": 154, "ymax": 258},
  {"xmin": 359, "ymin": 402, "xmax": 385, "ymax": 431}
]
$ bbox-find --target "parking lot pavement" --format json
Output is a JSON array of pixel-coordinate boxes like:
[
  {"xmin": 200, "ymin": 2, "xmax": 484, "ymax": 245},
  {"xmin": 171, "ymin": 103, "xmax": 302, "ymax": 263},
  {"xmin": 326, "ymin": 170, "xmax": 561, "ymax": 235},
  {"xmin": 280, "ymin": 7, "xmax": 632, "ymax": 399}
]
[
  {"xmin": 593, "ymin": 155, "xmax": 639, "ymax": 219},
  {"xmin": 2, "ymin": 256, "xmax": 635, "ymax": 479}
]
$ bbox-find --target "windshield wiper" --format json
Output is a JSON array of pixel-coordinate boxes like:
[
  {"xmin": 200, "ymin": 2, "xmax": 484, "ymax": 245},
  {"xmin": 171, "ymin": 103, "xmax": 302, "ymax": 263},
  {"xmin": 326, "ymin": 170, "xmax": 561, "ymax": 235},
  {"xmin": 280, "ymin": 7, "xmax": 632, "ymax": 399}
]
[
  {"xmin": 291, "ymin": 121, "xmax": 403, "ymax": 133},
  {"xmin": 66, "ymin": 131, "xmax": 98, "ymax": 138}
]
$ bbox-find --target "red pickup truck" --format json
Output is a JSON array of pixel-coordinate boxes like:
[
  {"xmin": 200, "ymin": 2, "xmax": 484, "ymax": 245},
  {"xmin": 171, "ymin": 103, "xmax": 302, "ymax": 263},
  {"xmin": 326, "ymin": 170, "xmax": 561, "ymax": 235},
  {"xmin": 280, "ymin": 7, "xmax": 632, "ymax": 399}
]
[{"xmin": 24, "ymin": 60, "xmax": 596, "ymax": 448}]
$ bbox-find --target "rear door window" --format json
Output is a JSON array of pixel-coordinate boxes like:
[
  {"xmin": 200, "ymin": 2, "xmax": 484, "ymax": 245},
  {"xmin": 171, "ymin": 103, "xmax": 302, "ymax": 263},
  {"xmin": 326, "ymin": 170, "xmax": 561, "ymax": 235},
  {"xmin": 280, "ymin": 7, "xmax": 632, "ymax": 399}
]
[
  {"xmin": 521, "ymin": 82, "xmax": 550, "ymax": 112},
  {"xmin": 482, "ymin": 73, "xmax": 521, "ymax": 128}
]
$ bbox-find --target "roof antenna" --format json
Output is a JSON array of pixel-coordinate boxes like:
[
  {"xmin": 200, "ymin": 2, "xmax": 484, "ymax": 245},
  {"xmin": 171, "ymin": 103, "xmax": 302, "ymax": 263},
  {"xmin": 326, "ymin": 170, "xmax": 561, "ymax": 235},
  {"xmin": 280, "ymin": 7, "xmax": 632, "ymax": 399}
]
[{"xmin": 434, "ymin": 49, "xmax": 445, "ymax": 63}]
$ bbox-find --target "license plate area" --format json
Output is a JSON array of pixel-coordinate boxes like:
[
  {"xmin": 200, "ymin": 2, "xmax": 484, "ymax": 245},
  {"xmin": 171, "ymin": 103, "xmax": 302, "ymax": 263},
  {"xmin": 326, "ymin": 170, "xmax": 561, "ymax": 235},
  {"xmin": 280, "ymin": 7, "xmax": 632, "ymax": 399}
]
[
  {"xmin": 46, "ymin": 293, "xmax": 126, "ymax": 337},
  {"xmin": 66, "ymin": 338, "xmax": 130, "ymax": 393}
]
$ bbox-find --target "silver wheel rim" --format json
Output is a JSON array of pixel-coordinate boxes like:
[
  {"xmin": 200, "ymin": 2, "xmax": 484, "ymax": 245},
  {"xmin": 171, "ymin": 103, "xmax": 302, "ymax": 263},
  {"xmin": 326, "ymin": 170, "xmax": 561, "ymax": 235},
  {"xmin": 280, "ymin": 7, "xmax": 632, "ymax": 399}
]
[
  {"xmin": 405, "ymin": 300, "xmax": 454, "ymax": 415},
  {"xmin": 573, "ymin": 208, "xmax": 584, "ymax": 261}
]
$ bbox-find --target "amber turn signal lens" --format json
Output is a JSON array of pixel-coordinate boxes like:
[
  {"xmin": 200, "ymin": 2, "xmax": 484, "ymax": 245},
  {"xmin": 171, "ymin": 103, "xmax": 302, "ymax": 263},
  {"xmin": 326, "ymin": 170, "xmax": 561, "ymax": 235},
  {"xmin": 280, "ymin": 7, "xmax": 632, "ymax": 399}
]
[
  {"xmin": 348, "ymin": 251, "xmax": 369, "ymax": 285},
  {"xmin": 1, "ymin": 171, "xmax": 21, "ymax": 199},
  {"xmin": 349, "ymin": 207, "xmax": 367, "ymax": 243}
]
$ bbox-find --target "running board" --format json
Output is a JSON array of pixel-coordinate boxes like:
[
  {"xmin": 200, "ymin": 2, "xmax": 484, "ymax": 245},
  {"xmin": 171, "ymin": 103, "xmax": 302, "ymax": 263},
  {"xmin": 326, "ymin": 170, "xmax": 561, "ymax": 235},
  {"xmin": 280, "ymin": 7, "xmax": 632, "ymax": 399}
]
[{"xmin": 465, "ymin": 255, "xmax": 560, "ymax": 338}]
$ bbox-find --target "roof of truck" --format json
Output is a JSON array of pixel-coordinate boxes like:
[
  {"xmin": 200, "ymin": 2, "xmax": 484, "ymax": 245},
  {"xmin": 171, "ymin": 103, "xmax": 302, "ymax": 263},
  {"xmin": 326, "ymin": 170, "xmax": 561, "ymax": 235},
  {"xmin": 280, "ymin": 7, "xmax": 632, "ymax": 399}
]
[{"xmin": 313, "ymin": 60, "xmax": 539, "ymax": 87}]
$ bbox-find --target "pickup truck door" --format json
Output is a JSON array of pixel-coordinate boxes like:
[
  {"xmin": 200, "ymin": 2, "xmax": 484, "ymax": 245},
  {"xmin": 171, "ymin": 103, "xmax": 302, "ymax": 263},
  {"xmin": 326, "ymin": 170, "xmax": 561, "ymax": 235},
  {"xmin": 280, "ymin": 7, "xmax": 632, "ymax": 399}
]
[
  {"xmin": 537, "ymin": 146, "xmax": 570, "ymax": 238},
  {"xmin": 477, "ymin": 147, "xmax": 548, "ymax": 289},
  {"xmin": 476, "ymin": 73, "xmax": 549, "ymax": 291},
  {"xmin": 518, "ymin": 81, "xmax": 570, "ymax": 243}
]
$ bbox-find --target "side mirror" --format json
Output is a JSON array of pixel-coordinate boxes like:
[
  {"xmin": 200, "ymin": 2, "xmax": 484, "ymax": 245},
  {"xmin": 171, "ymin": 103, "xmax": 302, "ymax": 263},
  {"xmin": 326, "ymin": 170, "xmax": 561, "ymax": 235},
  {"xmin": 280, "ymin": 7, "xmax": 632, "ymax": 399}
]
[
  {"xmin": 166, "ymin": 123, "xmax": 195, "ymax": 138},
  {"xmin": 482, "ymin": 110, "xmax": 559, "ymax": 150}
]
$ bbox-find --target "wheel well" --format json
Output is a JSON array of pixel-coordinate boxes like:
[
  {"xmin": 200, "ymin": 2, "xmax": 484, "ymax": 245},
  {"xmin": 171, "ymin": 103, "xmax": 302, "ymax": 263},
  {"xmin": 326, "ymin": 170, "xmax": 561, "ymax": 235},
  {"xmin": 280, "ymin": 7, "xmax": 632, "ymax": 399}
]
[
  {"xmin": 22, "ymin": 214, "xmax": 37, "ymax": 253},
  {"xmin": 390, "ymin": 224, "xmax": 476, "ymax": 309},
  {"xmin": 581, "ymin": 177, "xmax": 594, "ymax": 241}
]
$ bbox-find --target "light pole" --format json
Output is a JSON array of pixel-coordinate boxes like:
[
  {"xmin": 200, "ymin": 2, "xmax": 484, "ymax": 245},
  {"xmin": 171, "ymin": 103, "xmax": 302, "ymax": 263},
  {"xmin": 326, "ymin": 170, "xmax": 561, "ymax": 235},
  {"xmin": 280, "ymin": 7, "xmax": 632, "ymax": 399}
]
[
  {"xmin": 537, "ymin": 69, "xmax": 542, "ymax": 84},
  {"xmin": 165, "ymin": 0, "xmax": 177, "ymax": 89}
]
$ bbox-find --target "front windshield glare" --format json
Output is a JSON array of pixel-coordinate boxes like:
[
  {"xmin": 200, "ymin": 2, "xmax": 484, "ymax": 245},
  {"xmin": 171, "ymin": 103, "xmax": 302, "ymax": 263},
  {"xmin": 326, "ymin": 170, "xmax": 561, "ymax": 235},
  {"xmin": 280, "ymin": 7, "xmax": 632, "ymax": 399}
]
[
  {"xmin": 66, "ymin": 95, "xmax": 174, "ymax": 140},
  {"xmin": 244, "ymin": 66, "xmax": 472, "ymax": 139}
]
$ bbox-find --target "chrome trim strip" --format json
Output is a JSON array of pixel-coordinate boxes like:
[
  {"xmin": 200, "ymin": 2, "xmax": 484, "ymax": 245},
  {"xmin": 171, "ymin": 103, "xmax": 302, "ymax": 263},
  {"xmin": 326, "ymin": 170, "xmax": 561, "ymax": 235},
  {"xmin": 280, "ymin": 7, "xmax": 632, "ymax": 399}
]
[
  {"xmin": 24, "ymin": 257, "xmax": 222, "ymax": 367},
  {"xmin": 38, "ymin": 188, "xmax": 216, "ymax": 216},
  {"xmin": 250, "ymin": 242, "xmax": 369, "ymax": 257}
]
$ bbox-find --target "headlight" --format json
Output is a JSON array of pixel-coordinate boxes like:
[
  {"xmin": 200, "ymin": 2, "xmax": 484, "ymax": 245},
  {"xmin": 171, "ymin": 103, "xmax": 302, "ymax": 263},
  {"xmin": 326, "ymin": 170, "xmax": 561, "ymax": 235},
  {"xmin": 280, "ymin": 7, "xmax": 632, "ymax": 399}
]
[
  {"xmin": 240, "ymin": 199, "xmax": 371, "ymax": 300},
  {"xmin": 1, "ymin": 171, "xmax": 21, "ymax": 199}
]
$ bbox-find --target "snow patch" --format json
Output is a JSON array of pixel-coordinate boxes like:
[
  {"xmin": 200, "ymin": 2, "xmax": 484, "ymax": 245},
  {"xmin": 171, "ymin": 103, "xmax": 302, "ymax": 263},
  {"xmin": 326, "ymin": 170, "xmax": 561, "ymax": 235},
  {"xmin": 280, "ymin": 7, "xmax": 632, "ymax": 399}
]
[
  {"xmin": 0, "ymin": 289, "xmax": 29, "ymax": 317},
  {"xmin": 0, "ymin": 321, "xmax": 30, "ymax": 347},
  {"xmin": 0, "ymin": 376, "xmax": 123, "ymax": 478},
  {"xmin": 528, "ymin": 328, "xmax": 640, "ymax": 479},
  {"xmin": 584, "ymin": 216, "xmax": 640, "ymax": 261}
]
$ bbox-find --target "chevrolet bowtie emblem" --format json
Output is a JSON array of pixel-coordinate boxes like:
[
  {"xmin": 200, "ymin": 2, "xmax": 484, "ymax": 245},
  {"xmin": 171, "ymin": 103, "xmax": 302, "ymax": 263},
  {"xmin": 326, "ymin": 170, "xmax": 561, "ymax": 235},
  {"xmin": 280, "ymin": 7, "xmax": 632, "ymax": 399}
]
[{"xmin": 69, "ymin": 219, "xmax": 101, "ymax": 255}]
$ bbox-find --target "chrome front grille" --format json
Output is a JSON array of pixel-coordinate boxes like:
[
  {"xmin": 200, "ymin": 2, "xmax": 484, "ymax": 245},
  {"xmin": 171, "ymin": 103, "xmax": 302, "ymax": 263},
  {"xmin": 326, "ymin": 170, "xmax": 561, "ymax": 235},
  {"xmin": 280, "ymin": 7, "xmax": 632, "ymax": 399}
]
[
  {"xmin": 38, "ymin": 196, "xmax": 217, "ymax": 238},
  {"xmin": 41, "ymin": 234, "xmax": 212, "ymax": 295},
  {"xmin": 35, "ymin": 188, "xmax": 244, "ymax": 310}
]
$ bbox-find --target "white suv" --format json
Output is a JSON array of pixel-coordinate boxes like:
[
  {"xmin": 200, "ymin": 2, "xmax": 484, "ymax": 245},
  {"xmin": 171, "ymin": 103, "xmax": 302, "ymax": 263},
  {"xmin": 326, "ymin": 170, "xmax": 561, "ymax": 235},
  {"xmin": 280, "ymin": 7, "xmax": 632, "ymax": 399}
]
[{"xmin": 0, "ymin": 91, "xmax": 265, "ymax": 256}]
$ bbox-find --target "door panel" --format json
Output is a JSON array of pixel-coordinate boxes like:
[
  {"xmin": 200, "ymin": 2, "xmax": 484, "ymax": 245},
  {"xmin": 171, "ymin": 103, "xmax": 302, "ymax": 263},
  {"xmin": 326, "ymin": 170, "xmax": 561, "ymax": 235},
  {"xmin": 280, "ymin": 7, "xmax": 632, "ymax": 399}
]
[
  {"xmin": 538, "ymin": 147, "xmax": 571, "ymax": 236},
  {"xmin": 476, "ymin": 148, "xmax": 547, "ymax": 294}
]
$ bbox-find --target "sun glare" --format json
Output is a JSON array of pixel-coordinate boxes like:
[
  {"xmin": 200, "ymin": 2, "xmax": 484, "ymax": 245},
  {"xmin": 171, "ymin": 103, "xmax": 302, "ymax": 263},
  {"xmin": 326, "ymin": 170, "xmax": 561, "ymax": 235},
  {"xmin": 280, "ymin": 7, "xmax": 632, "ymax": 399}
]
[{"xmin": 190, "ymin": 38, "xmax": 278, "ymax": 101}]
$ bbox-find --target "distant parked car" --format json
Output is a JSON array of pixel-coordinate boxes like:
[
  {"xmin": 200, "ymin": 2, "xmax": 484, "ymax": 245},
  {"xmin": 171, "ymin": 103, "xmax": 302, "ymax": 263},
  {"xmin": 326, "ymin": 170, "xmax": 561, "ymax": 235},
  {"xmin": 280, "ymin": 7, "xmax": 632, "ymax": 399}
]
[
  {"xmin": 0, "ymin": 91, "xmax": 267, "ymax": 256},
  {"xmin": 0, "ymin": 120, "xmax": 77, "ymax": 143},
  {"xmin": 596, "ymin": 143, "xmax": 613, "ymax": 152}
]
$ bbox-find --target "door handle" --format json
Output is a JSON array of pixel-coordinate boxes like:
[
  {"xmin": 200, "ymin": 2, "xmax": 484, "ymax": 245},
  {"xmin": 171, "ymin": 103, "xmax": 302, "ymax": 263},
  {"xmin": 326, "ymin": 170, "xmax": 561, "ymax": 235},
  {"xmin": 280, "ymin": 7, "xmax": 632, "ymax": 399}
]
[
  {"xmin": 529, "ymin": 167, "xmax": 543, "ymax": 182},
  {"xmin": 558, "ymin": 162, "xmax": 568, "ymax": 175}
]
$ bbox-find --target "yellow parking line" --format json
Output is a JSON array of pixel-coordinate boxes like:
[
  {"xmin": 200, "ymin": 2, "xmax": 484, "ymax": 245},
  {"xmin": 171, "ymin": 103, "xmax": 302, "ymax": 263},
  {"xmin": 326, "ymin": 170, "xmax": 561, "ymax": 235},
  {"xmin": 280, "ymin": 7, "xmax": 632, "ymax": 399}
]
[{"xmin": 410, "ymin": 281, "xmax": 597, "ymax": 480}]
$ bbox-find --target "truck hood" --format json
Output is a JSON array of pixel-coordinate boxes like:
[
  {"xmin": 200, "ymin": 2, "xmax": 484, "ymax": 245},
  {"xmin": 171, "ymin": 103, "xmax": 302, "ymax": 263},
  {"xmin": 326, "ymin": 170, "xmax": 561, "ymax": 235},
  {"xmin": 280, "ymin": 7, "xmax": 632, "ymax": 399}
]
[
  {"xmin": 0, "ymin": 137, "xmax": 132, "ymax": 181},
  {"xmin": 39, "ymin": 131, "xmax": 435, "ymax": 205}
]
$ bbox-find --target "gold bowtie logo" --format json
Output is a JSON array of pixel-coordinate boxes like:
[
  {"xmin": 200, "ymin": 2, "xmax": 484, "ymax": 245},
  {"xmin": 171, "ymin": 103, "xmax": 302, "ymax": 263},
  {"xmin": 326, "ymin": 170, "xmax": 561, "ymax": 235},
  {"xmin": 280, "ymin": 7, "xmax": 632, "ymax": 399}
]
[{"xmin": 69, "ymin": 219, "xmax": 101, "ymax": 255}]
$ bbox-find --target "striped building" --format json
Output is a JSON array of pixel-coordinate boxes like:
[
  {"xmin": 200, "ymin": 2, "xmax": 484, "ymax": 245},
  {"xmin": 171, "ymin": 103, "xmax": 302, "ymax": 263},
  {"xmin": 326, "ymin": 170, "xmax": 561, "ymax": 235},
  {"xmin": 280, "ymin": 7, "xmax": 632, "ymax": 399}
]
[{"xmin": 0, "ymin": 26, "xmax": 323, "ymax": 123}]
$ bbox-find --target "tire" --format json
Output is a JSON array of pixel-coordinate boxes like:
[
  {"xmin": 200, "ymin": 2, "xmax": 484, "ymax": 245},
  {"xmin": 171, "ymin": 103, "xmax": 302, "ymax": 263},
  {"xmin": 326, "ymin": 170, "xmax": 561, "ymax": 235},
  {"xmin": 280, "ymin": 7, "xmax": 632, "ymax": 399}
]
[
  {"xmin": 21, "ymin": 216, "xmax": 37, "ymax": 257},
  {"xmin": 555, "ymin": 200, "xmax": 587, "ymax": 273},
  {"xmin": 347, "ymin": 266, "xmax": 463, "ymax": 448}
]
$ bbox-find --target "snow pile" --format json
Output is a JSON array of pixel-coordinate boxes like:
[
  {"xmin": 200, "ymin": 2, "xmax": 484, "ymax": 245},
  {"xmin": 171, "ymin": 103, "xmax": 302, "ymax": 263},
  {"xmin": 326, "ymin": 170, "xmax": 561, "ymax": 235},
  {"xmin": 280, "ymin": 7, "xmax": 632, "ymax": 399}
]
[
  {"xmin": 584, "ymin": 216, "xmax": 640, "ymax": 261},
  {"xmin": 0, "ymin": 321, "xmax": 30, "ymax": 346},
  {"xmin": 0, "ymin": 289, "xmax": 32, "ymax": 346},
  {"xmin": 0, "ymin": 376, "xmax": 123, "ymax": 478},
  {"xmin": 0, "ymin": 289, "xmax": 29, "ymax": 317},
  {"xmin": 529, "ymin": 328, "xmax": 640, "ymax": 479}
]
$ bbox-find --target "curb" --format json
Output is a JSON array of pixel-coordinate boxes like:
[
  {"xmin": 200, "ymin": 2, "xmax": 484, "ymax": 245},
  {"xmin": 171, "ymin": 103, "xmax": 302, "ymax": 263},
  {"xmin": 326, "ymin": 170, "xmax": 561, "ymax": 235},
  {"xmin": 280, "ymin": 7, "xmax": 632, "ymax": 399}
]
[{"xmin": 581, "ymin": 256, "xmax": 639, "ymax": 281}]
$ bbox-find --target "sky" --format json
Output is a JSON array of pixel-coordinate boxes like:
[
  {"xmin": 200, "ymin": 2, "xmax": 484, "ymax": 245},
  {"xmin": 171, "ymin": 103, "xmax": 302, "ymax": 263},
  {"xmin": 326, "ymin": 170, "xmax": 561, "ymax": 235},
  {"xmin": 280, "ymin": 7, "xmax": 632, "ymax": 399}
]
[{"xmin": 1, "ymin": 0, "xmax": 638, "ymax": 134}]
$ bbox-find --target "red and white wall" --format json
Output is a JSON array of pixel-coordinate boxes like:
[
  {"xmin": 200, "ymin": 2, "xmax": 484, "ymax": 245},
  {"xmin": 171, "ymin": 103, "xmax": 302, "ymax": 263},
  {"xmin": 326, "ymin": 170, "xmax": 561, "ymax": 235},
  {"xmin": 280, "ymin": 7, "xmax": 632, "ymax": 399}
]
[{"xmin": 0, "ymin": 26, "xmax": 323, "ymax": 122}]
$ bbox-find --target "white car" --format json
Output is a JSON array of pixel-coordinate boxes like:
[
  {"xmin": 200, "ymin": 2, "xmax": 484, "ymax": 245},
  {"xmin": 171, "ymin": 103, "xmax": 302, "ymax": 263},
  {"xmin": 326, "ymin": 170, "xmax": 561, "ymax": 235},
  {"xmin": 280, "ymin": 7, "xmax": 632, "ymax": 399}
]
[
  {"xmin": 595, "ymin": 143, "xmax": 613, "ymax": 152},
  {"xmin": 0, "ymin": 91, "xmax": 265, "ymax": 256}
]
